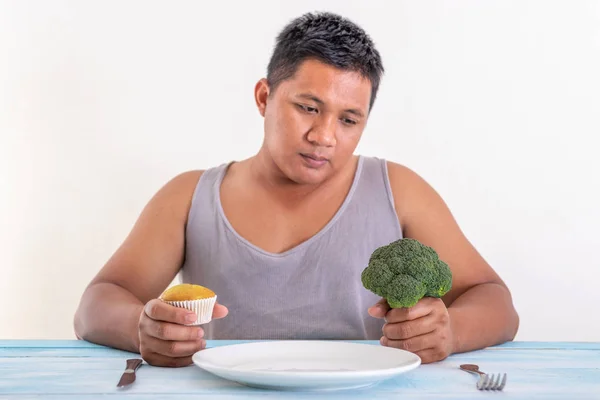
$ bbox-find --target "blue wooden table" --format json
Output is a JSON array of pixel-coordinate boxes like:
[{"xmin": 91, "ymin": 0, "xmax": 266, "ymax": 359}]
[{"xmin": 1, "ymin": 340, "xmax": 599, "ymax": 399}]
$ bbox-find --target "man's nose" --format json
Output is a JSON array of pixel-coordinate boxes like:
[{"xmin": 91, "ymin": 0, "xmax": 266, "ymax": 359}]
[{"xmin": 306, "ymin": 116, "xmax": 337, "ymax": 147}]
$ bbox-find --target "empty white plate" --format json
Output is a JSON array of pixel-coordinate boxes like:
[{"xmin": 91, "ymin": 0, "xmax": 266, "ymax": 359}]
[{"xmin": 192, "ymin": 340, "xmax": 421, "ymax": 391}]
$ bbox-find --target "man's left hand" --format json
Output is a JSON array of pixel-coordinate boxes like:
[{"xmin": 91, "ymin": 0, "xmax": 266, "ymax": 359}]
[{"xmin": 368, "ymin": 297, "xmax": 454, "ymax": 364}]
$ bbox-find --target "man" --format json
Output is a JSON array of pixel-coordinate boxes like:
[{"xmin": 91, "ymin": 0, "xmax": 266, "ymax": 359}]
[{"xmin": 74, "ymin": 12, "xmax": 519, "ymax": 368}]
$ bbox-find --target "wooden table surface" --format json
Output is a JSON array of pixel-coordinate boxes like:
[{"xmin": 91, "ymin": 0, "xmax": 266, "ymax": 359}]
[{"xmin": 1, "ymin": 340, "xmax": 600, "ymax": 399}]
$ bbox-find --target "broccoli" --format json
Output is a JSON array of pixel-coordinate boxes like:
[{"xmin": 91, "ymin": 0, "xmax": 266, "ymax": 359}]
[{"xmin": 361, "ymin": 238, "xmax": 452, "ymax": 308}]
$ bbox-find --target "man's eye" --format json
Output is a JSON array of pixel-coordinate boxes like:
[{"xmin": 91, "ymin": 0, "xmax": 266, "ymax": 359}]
[
  {"xmin": 298, "ymin": 104, "xmax": 318, "ymax": 113},
  {"xmin": 342, "ymin": 118, "xmax": 357, "ymax": 125}
]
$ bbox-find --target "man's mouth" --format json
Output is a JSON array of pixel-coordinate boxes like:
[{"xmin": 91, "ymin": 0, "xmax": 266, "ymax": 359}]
[
  {"xmin": 301, "ymin": 153, "xmax": 329, "ymax": 162},
  {"xmin": 300, "ymin": 153, "xmax": 329, "ymax": 168}
]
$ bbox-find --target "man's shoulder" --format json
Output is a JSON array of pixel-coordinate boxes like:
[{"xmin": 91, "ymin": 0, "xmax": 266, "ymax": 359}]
[
  {"xmin": 384, "ymin": 160, "xmax": 423, "ymax": 187},
  {"xmin": 355, "ymin": 156, "xmax": 423, "ymax": 196},
  {"xmin": 382, "ymin": 160, "xmax": 443, "ymax": 219},
  {"xmin": 160, "ymin": 161, "xmax": 232, "ymax": 204},
  {"xmin": 166, "ymin": 160, "xmax": 233, "ymax": 187},
  {"xmin": 358, "ymin": 156, "xmax": 420, "ymax": 181},
  {"xmin": 165, "ymin": 170, "xmax": 206, "ymax": 191},
  {"xmin": 150, "ymin": 170, "xmax": 206, "ymax": 209},
  {"xmin": 141, "ymin": 170, "xmax": 208, "ymax": 224}
]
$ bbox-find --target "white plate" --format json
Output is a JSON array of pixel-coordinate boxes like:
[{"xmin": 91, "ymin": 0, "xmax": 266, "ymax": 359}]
[{"xmin": 192, "ymin": 340, "xmax": 421, "ymax": 391}]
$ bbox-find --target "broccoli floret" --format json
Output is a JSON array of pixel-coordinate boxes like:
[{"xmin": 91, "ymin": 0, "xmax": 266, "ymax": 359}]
[{"xmin": 361, "ymin": 238, "xmax": 452, "ymax": 308}]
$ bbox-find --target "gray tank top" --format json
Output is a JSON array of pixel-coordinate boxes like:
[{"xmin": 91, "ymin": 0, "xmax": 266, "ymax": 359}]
[{"xmin": 181, "ymin": 155, "xmax": 403, "ymax": 340}]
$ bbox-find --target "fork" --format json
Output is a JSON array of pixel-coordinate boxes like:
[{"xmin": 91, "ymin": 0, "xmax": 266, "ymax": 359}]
[{"xmin": 459, "ymin": 364, "xmax": 507, "ymax": 391}]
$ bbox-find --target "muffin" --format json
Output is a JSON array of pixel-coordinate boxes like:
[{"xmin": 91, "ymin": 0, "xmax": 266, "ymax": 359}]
[{"xmin": 159, "ymin": 284, "xmax": 217, "ymax": 325}]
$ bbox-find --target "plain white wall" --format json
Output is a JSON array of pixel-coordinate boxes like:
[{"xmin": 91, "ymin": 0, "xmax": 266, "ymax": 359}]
[{"xmin": 1, "ymin": 0, "xmax": 599, "ymax": 342}]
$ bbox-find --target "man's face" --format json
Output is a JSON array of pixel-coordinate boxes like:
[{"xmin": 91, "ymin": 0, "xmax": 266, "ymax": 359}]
[{"xmin": 257, "ymin": 59, "xmax": 372, "ymax": 185}]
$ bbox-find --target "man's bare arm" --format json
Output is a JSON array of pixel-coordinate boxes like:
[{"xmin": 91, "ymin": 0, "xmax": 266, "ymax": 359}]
[
  {"xmin": 387, "ymin": 162, "xmax": 519, "ymax": 354},
  {"xmin": 74, "ymin": 170, "xmax": 205, "ymax": 353}
]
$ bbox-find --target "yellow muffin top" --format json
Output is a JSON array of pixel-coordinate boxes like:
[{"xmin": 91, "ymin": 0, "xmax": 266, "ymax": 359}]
[{"xmin": 160, "ymin": 284, "xmax": 216, "ymax": 301}]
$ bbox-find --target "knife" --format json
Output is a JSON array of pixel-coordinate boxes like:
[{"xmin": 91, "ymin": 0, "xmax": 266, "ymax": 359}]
[{"xmin": 116, "ymin": 358, "xmax": 143, "ymax": 388}]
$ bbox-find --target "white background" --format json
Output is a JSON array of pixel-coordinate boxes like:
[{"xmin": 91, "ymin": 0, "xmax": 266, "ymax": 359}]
[{"xmin": 1, "ymin": 0, "xmax": 599, "ymax": 342}]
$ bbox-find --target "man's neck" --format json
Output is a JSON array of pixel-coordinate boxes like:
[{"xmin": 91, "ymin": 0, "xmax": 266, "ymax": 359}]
[{"xmin": 244, "ymin": 147, "xmax": 356, "ymax": 204}]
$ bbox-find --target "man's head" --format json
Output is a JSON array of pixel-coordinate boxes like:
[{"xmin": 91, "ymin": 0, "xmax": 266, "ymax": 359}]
[
  {"xmin": 267, "ymin": 12, "xmax": 384, "ymax": 112},
  {"xmin": 255, "ymin": 12, "xmax": 384, "ymax": 185}
]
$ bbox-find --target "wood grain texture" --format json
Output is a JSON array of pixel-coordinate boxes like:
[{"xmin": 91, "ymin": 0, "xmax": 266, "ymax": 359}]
[{"xmin": 1, "ymin": 340, "xmax": 599, "ymax": 399}]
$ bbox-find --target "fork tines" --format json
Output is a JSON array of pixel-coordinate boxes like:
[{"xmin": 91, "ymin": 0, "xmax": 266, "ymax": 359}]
[{"xmin": 477, "ymin": 373, "xmax": 507, "ymax": 391}]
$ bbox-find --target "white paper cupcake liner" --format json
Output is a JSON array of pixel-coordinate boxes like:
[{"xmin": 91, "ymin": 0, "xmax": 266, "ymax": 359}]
[{"xmin": 162, "ymin": 296, "xmax": 216, "ymax": 325}]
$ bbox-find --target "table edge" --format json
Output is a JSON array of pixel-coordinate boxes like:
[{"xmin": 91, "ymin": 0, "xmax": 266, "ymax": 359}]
[{"xmin": 1, "ymin": 339, "xmax": 600, "ymax": 350}]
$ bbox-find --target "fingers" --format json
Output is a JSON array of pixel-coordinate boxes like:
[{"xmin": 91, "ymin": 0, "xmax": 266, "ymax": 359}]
[
  {"xmin": 369, "ymin": 297, "xmax": 442, "ymax": 321},
  {"xmin": 145, "ymin": 298, "xmax": 229, "ymax": 324},
  {"xmin": 378, "ymin": 297, "xmax": 452, "ymax": 364},
  {"xmin": 141, "ymin": 335, "xmax": 206, "ymax": 359},
  {"xmin": 141, "ymin": 353, "xmax": 195, "ymax": 368},
  {"xmin": 145, "ymin": 299, "xmax": 229, "ymax": 322},
  {"xmin": 141, "ymin": 300, "xmax": 205, "ymax": 341},
  {"xmin": 145, "ymin": 299, "xmax": 197, "ymax": 325},
  {"xmin": 142, "ymin": 319, "xmax": 205, "ymax": 342},
  {"xmin": 414, "ymin": 348, "xmax": 450, "ymax": 364},
  {"xmin": 380, "ymin": 332, "xmax": 438, "ymax": 354},
  {"xmin": 368, "ymin": 298, "xmax": 391, "ymax": 318},
  {"xmin": 139, "ymin": 297, "xmax": 225, "ymax": 368},
  {"xmin": 384, "ymin": 297, "xmax": 442, "ymax": 323},
  {"xmin": 382, "ymin": 314, "xmax": 437, "ymax": 340},
  {"xmin": 212, "ymin": 303, "xmax": 229, "ymax": 320}
]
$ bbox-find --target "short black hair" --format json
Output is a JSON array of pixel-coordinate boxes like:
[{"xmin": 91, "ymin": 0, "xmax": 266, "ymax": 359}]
[{"xmin": 267, "ymin": 12, "xmax": 384, "ymax": 111}]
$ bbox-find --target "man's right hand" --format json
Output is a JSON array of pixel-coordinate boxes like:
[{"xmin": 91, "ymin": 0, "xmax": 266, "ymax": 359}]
[{"xmin": 138, "ymin": 299, "xmax": 228, "ymax": 367}]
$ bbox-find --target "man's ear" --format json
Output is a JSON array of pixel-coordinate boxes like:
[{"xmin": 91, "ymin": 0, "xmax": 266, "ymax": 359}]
[{"xmin": 254, "ymin": 78, "xmax": 270, "ymax": 117}]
